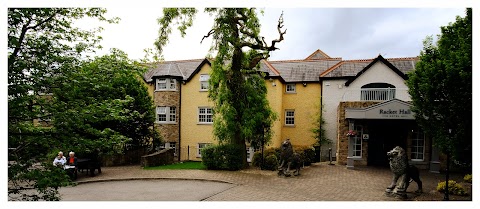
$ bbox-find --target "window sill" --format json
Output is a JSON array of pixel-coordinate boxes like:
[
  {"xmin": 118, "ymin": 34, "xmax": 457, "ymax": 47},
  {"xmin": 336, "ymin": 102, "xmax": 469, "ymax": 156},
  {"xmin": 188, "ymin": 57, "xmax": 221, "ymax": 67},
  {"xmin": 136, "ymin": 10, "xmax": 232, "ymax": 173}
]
[
  {"xmin": 285, "ymin": 92, "xmax": 297, "ymax": 94},
  {"xmin": 155, "ymin": 90, "xmax": 177, "ymax": 92},
  {"xmin": 197, "ymin": 123, "xmax": 213, "ymax": 125},
  {"xmin": 155, "ymin": 122, "xmax": 178, "ymax": 125},
  {"xmin": 199, "ymin": 90, "xmax": 208, "ymax": 92},
  {"xmin": 284, "ymin": 124, "xmax": 296, "ymax": 127}
]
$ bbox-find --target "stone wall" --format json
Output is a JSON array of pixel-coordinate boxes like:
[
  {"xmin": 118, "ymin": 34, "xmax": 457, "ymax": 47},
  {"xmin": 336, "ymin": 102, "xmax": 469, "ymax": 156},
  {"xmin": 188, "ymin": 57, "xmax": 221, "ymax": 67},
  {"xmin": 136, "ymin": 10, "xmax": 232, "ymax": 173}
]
[
  {"xmin": 153, "ymin": 81, "xmax": 180, "ymax": 144},
  {"xmin": 336, "ymin": 101, "xmax": 379, "ymax": 165},
  {"xmin": 141, "ymin": 148, "xmax": 175, "ymax": 167}
]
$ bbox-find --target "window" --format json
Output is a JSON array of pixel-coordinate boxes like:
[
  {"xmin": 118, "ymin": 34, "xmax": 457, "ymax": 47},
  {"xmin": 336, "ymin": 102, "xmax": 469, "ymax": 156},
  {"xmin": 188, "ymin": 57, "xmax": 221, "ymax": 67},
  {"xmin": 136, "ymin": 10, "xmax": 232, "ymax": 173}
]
[
  {"xmin": 352, "ymin": 125, "xmax": 363, "ymax": 157},
  {"xmin": 198, "ymin": 107, "xmax": 213, "ymax": 124},
  {"xmin": 246, "ymin": 147, "xmax": 252, "ymax": 163},
  {"xmin": 286, "ymin": 83, "xmax": 296, "ymax": 93},
  {"xmin": 169, "ymin": 142, "xmax": 177, "ymax": 156},
  {"xmin": 360, "ymin": 83, "xmax": 396, "ymax": 101},
  {"xmin": 198, "ymin": 143, "xmax": 211, "ymax": 157},
  {"xmin": 411, "ymin": 130, "xmax": 425, "ymax": 161},
  {"xmin": 200, "ymin": 74, "xmax": 210, "ymax": 91},
  {"xmin": 156, "ymin": 78, "xmax": 176, "ymax": 91},
  {"xmin": 156, "ymin": 106, "xmax": 176, "ymax": 123},
  {"xmin": 285, "ymin": 110, "xmax": 295, "ymax": 125}
]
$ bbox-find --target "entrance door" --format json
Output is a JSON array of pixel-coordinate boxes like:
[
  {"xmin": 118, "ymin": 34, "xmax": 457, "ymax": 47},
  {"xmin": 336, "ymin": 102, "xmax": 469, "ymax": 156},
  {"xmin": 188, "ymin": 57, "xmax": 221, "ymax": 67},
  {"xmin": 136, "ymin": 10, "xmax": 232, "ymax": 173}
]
[{"xmin": 367, "ymin": 120, "xmax": 410, "ymax": 166}]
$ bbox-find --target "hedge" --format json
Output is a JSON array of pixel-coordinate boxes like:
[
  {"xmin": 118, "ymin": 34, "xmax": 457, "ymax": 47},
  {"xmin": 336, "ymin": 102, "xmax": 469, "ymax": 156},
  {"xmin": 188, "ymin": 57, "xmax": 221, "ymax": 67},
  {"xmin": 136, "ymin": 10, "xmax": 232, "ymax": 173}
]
[{"xmin": 201, "ymin": 144, "xmax": 243, "ymax": 171}]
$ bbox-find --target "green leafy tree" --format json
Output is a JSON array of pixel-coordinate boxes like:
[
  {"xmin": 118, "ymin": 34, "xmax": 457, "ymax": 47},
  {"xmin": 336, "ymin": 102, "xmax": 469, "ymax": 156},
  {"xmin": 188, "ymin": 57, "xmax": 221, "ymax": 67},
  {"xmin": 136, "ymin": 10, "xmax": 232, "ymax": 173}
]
[
  {"xmin": 8, "ymin": 8, "xmax": 117, "ymax": 201},
  {"xmin": 156, "ymin": 8, "xmax": 284, "ymax": 168},
  {"xmin": 51, "ymin": 49, "xmax": 162, "ymax": 157},
  {"xmin": 406, "ymin": 9, "xmax": 471, "ymax": 168}
]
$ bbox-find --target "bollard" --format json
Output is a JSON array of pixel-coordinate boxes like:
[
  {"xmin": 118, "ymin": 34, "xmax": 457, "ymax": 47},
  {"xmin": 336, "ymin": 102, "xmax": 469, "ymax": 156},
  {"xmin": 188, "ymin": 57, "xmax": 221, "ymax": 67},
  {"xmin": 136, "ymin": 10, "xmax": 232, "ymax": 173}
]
[{"xmin": 328, "ymin": 148, "xmax": 334, "ymax": 165}]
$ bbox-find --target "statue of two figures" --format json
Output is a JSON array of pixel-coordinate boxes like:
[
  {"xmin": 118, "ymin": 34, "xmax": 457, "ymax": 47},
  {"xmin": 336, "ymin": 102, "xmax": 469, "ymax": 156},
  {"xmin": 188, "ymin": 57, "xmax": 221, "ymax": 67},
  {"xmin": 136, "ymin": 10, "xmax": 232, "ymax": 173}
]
[
  {"xmin": 277, "ymin": 139, "xmax": 302, "ymax": 177},
  {"xmin": 385, "ymin": 146, "xmax": 423, "ymax": 199}
]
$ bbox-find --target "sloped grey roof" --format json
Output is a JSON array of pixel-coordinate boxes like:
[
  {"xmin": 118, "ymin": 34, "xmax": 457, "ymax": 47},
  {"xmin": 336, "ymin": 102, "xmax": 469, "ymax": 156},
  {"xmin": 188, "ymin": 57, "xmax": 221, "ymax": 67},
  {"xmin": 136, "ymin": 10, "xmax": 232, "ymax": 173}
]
[
  {"xmin": 321, "ymin": 58, "xmax": 418, "ymax": 78},
  {"xmin": 269, "ymin": 60, "xmax": 341, "ymax": 82},
  {"xmin": 143, "ymin": 59, "xmax": 205, "ymax": 82}
]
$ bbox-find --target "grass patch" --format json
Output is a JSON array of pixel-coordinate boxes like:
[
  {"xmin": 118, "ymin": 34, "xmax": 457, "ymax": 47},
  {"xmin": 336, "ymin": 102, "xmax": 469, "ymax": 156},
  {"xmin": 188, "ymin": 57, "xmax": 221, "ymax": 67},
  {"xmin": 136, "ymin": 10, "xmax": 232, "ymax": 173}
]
[{"xmin": 143, "ymin": 161, "xmax": 206, "ymax": 170}]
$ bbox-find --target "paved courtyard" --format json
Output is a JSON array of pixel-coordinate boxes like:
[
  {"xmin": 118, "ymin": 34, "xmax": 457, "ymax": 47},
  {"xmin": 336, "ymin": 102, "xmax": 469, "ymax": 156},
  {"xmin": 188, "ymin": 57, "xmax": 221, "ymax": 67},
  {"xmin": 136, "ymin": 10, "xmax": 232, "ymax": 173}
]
[{"xmin": 61, "ymin": 162, "xmax": 470, "ymax": 201}]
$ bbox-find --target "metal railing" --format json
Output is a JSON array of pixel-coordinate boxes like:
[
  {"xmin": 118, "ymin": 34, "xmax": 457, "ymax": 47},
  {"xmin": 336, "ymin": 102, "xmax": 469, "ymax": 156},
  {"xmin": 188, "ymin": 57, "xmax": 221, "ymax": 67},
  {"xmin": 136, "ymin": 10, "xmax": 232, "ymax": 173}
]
[{"xmin": 342, "ymin": 88, "xmax": 410, "ymax": 101}]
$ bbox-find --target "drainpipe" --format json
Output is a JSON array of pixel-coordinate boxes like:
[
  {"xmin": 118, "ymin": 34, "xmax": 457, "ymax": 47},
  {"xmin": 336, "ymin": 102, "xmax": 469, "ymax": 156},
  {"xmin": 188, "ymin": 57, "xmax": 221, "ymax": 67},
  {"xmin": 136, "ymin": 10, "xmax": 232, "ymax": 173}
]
[
  {"xmin": 319, "ymin": 79, "xmax": 323, "ymax": 162},
  {"xmin": 178, "ymin": 78, "xmax": 182, "ymax": 162}
]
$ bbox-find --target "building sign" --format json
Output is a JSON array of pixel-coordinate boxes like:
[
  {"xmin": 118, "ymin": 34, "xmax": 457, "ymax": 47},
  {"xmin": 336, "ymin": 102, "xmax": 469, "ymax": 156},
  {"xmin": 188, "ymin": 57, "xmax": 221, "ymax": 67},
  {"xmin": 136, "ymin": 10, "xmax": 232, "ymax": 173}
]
[
  {"xmin": 378, "ymin": 108, "xmax": 412, "ymax": 118},
  {"xmin": 345, "ymin": 99, "xmax": 415, "ymax": 120}
]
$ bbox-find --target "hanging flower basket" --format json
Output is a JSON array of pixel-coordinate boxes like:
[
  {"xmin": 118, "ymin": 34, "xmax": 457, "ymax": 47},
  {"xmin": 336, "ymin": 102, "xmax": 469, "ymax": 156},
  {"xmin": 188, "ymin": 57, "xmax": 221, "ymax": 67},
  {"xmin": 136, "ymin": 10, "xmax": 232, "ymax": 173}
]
[{"xmin": 346, "ymin": 130, "xmax": 357, "ymax": 137}]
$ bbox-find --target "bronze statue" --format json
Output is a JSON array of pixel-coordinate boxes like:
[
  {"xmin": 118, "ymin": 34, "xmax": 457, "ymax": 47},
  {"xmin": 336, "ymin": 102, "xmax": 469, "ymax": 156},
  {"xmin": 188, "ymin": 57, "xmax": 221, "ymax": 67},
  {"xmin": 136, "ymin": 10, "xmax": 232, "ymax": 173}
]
[{"xmin": 278, "ymin": 139, "xmax": 301, "ymax": 177}]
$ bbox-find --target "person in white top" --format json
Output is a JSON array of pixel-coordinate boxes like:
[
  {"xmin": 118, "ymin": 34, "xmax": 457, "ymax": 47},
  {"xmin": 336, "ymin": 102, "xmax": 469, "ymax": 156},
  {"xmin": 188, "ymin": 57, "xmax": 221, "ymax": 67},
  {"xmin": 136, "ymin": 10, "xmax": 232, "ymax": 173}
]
[{"xmin": 53, "ymin": 151, "xmax": 66, "ymax": 167}]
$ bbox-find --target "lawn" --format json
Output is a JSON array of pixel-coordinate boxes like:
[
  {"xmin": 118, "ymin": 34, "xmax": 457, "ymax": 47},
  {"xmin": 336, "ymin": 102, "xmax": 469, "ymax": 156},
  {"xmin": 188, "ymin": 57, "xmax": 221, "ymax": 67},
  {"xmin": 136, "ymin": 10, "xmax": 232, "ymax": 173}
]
[{"xmin": 143, "ymin": 161, "xmax": 206, "ymax": 170}]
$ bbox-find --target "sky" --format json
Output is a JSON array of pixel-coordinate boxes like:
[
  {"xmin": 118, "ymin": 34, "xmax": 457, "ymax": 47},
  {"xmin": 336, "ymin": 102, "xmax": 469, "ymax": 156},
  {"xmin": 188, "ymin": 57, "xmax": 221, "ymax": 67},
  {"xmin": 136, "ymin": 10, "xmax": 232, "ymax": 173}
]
[{"xmin": 76, "ymin": 7, "xmax": 467, "ymax": 62}]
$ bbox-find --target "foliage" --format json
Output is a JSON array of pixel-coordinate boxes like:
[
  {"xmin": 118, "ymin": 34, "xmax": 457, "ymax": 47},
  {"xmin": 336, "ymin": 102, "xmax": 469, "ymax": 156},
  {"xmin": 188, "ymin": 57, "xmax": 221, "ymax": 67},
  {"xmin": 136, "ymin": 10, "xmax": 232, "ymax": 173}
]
[
  {"xmin": 156, "ymin": 8, "xmax": 285, "ymax": 168},
  {"xmin": 463, "ymin": 174, "xmax": 472, "ymax": 183},
  {"xmin": 8, "ymin": 8, "xmax": 118, "ymax": 201},
  {"xmin": 51, "ymin": 49, "xmax": 162, "ymax": 156},
  {"xmin": 262, "ymin": 154, "xmax": 279, "ymax": 171},
  {"xmin": 294, "ymin": 146, "xmax": 315, "ymax": 166},
  {"xmin": 201, "ymin": 144, "xmax": 244, "ymax": 171},
  {"xmin": 251, "ymin": 152, "xmax": 263, "ymax": 167},
  {"xmin": 406, "ymin": 9, "xmax": 471, "ymax": 165},
  {"xmin": 143, "ymin": 161, "xmax": 206, "ymax": 170},
  {"xmin": 311, "ymin": 104, "xmax": 332, "ymax": 147},
  {"xmin": 436, "ymin": 180, "xmax": 468, "ymax": 196}
]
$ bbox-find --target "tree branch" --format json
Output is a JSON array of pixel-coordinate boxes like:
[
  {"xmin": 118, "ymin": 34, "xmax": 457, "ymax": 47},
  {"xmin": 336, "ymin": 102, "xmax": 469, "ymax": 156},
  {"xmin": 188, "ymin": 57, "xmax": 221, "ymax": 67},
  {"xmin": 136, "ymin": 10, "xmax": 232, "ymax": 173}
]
[
  {"xmin": 9, "ymin": 11, "xmax": 58, "ymax": 69},
  {"xmin": 200, "ymin": 29, "xmax": 215, "ymax": 43}
]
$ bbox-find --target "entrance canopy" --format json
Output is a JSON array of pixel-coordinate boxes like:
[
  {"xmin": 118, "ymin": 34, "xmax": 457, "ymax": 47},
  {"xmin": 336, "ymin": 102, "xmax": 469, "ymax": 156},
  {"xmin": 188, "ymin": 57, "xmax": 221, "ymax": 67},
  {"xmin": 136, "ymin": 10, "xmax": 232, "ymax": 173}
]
[{"xmin": 345, "ymin": 99, "xmax": 415, "ymax": 120}]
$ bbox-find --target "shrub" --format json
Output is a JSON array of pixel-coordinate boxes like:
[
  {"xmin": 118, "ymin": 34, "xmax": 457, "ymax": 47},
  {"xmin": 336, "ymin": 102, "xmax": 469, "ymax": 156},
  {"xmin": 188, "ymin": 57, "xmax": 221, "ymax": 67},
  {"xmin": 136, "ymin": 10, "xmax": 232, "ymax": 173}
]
[
  {"xmin": 262, "ymin": 154, "xmax": 278, "ymax": 171},
  {"xmin": 251, "ymin": 152, "xmax": 263, "ymax": 167},
  {"xmin": 464, "ymin": 174, "xmax": 472, "ymax": 183},
  {"xmin": 201, "ymin": 144, "xmax": 243, "ymax": 171},
  {"xmin": 251, "ymin": 147, "xmax": 280, "ymax": 170},
  {"xmin": 293, "ymin": 146, "xmax": 316, "ymax": 166},
  {"xmin": 436, "ymin": 180, "xmax": 468, "ymax": 196}
]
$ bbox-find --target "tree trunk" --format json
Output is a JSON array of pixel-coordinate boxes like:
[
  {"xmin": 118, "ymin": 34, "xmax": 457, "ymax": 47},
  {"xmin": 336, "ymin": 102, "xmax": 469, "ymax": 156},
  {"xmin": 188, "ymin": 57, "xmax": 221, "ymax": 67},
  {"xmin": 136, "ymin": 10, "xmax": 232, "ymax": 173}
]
[{"xmin": 230, "ymin": 47, "xmax": 248, "ymax": 168}]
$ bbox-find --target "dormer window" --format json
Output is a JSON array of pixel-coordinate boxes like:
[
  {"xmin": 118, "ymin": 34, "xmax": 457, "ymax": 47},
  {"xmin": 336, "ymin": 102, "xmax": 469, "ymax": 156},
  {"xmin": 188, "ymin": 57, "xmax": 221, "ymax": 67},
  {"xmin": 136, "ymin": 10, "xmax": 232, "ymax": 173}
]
[{"xmin": 156, "ymin": 78, "xmax": 176, "ymax": 91}]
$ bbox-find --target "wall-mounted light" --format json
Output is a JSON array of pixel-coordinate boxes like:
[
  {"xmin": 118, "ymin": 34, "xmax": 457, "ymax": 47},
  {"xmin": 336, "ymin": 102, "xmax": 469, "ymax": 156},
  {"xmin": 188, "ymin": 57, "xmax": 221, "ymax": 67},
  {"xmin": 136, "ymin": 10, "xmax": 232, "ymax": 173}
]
[
  {"xmin": 270, "ymin": 78, "xmax": 276, "ymax": 87},
  {"xmin": 302, "ymin": 82, "xmax": 307, "ymax": 87}
]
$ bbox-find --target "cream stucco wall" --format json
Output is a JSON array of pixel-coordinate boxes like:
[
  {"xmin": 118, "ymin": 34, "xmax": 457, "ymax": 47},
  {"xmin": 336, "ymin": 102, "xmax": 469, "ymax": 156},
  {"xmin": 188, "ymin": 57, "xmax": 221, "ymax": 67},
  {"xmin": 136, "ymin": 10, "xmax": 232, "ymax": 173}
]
[
  {"xmin": 280, "ymin": 82, "xmax": 321, "ymax": 147},
  {"xmin": 346, "ymin": 62, "xmax": 410, "ymax": 101},
  {"xmin": 180, "ymin": 64, "xmax": 215, "ymax": 161},
  {"xmin": 321, "ymin": 79, "xmax": 348, "ymax": 158}
]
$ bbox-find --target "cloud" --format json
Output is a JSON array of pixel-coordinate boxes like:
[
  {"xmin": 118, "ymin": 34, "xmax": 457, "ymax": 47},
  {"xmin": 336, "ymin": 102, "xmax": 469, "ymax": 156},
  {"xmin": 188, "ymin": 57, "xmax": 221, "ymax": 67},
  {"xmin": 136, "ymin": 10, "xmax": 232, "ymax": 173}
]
[{"xmin": 84, "ymin": 8, "xmax": 466, "ymax": 61}]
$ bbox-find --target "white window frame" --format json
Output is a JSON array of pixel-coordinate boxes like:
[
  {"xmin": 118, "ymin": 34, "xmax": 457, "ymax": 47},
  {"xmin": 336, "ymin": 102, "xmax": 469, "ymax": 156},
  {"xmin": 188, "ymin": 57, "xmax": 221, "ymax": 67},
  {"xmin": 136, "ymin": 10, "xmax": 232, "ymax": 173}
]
[
  {"xmin": 197, "ymin": 143, "xmax": 212, "ymax": 157},
  {"xmin": 198, "ymin": 107, "xmax": 213, "ymax": 124},
  {"xmin": 156, "ymin": 78, "xmax": 177, "ymax": 91},
  {"xmin": 411, "ymin": 130, "xmax": 425, "ymax": 161},
  {"xmin": 156, "ymin": 106, "xmax": 176, "ymax": 123},
  {"xmin": 286, "ymin": 83, "xmax": 296, "ymax": 93},
  {"xmin": 285, "ymin": 110, "xmax": 295, "ymax": 126},
  {"xmin": 199, "ymin": 74, "xmax": 210, "ymax": 91},
  {"xmin": 169, "ymin": 142, "xmax": 177, "ymax": 156},
  {"xmin": 352, "ymin": 125, "xmax": 363, "ymax": 158}
]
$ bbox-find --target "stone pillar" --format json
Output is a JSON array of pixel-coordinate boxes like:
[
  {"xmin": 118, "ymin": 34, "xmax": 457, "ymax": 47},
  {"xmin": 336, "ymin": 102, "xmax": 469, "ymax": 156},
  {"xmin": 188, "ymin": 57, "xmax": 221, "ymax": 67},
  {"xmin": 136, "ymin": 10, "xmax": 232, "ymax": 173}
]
[{"xmin": 429, "ymin": 138, "xmax": 440, "ymax": 173}]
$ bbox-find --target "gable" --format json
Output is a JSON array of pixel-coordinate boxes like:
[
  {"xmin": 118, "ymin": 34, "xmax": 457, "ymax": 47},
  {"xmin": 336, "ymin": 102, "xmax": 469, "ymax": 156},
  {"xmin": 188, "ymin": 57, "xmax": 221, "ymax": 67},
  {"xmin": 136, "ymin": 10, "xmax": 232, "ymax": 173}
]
[{"xmin": 345, "ymin": 55, "xmax": 408, "ymax": 87}]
